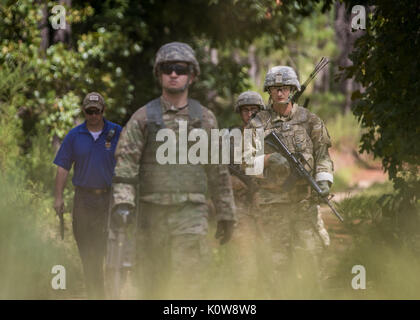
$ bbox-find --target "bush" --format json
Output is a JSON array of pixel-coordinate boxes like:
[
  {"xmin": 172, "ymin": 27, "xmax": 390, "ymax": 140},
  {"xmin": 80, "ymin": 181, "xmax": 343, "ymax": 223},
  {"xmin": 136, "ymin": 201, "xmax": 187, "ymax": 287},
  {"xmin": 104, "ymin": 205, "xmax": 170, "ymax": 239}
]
[{"xmin": 0, "ymin": 61, "xmax": 82, "ymax": 299}]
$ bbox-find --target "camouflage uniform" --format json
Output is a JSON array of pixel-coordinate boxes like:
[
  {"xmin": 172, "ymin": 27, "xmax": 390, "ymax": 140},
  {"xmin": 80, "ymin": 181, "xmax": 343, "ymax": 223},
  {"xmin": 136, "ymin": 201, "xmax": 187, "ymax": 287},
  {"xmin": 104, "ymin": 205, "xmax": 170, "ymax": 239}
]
[
  {"xmin": 226, "ymin": 91, "xmax": 266, "ymax": 295},
  {"xmin": 244, "ymin": 67, "xmax": 333, "ymax": 297},
  {"xmin": 112, "ymin": 43, "xmax": 235, "ymax": 299},
  {"xmin": 227, "ymin": 126, "xmax": 259, "ymax": 296}
]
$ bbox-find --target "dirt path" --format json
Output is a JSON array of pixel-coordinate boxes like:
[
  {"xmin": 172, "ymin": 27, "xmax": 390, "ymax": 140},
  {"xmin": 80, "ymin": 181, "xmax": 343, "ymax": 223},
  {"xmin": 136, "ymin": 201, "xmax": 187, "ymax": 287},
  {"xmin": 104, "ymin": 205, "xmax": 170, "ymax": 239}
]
[{"xmin": 324, "ymin": 145, "xmax": 388, "ymax": 241}]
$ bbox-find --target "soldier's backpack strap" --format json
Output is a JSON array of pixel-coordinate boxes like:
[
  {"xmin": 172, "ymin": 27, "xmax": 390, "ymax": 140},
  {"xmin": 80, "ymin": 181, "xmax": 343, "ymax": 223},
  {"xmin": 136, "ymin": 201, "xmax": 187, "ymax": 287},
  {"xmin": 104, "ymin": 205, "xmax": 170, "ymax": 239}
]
[
  {"xmin": 146, "ymin": 98, "xmax": 165, "ymax": 133},
  {"xmin": 146, "ymin": 98, "xmax": 203, "ymax": 134},
  {"xmin": 188, "ymin": 98, "xmax": 203, "ymax": 124}
]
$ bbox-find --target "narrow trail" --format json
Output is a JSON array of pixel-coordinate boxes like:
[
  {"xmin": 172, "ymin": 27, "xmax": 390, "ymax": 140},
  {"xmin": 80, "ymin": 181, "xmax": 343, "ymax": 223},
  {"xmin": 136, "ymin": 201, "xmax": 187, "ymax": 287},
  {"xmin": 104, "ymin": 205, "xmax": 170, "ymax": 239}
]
[
  {"xmin": 321, "ymin": 166, "xmax": 387, "ymax": 244},
  {"xmin": 323, "ymin": 146, "xmax": 388, "ymax": 251}
]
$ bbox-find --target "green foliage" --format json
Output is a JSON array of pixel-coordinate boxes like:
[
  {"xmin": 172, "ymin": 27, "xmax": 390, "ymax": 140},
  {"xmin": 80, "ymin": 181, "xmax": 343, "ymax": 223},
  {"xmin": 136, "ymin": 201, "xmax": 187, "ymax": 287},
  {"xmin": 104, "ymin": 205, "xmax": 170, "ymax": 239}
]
[
  {"xmin": 0, "ymin": 103, "xmax": 22, "ymax": 172},
  {"xmin": 0, "ymin": 0, "xmax": 325, "ymax": 143},
  {"xmin": 0, "ymin": 60, "xmax": 81, "ymax": 299},
  {"xmin": 244, "ymin": 1, "xmax": 344, "ymax": 120},
  {"xmin": 342, "ymin": 0, "xmax": 420, "ymax": 206},
  {"xmin": 24, "ymin": 125, "xmax": 57, "ymax": 192},
  {"xmin": 338, "ymin": 180, "xmax": 419, "ymax": 247},
  {"xmin": 0, "ymin": 60, "xmax": 30, "ymax": 173}
]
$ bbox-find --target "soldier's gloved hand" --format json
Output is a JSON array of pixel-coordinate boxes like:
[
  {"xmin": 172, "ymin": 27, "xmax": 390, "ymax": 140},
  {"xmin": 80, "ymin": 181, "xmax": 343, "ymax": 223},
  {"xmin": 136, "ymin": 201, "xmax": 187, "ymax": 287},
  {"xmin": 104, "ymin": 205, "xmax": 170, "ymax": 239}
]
[
  {"xmin": 317, "ymin": 180, "xmax": 330, "ymax": 197},
  {"xmin": 112, "ymin": 203, "xmax": 133, "ymax": 228},
  {"xmin": 267, "ymin": 152, "xmax": 290, "ymax": 175},
  {"xmin": 215, "ymin": 220, "xmax": 235, "ymax": 245}
]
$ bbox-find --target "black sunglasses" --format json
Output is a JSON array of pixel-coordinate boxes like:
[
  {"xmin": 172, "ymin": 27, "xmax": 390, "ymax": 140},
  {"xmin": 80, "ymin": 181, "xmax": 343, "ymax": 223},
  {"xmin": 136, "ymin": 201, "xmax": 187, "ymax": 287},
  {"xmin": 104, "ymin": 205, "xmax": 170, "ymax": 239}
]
[
  {"xmin": 160, "ymin": 63, "xmax": 190, "ymax": 75},
  {"xmin": 85, "ymin": 108, "xmax": 102, "ymax": 115}
]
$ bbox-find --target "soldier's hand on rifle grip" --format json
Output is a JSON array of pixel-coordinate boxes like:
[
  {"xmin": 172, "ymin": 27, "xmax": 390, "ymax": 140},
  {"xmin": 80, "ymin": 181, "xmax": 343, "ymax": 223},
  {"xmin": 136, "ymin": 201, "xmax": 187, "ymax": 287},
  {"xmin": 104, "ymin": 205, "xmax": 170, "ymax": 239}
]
[
  {"xmin": 317, "ymin": 180, "xmax": 330, "ymax": 197},
  {"xmin": 112, "ymin": 203, "xmax": 133, "ymax": 228},
  {"xmin": 215, "ymin": 220, "xmax": 235, "ymax": 245}
]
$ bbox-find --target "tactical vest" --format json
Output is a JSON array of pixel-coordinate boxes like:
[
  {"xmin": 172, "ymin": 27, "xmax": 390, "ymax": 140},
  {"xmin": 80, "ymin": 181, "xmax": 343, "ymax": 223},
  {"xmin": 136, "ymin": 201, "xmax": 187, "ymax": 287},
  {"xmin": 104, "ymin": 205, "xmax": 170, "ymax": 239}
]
[
  {"xmin": 265, "ymin": 106, "xmax": 314, "ymax": 174},
  {"xmin": 250, "ymin": 106, "xmax": 315, "ymax": 201},
  {"xmin": 138, "ymin": 98, "xmax": 208, "ymax": 194}
]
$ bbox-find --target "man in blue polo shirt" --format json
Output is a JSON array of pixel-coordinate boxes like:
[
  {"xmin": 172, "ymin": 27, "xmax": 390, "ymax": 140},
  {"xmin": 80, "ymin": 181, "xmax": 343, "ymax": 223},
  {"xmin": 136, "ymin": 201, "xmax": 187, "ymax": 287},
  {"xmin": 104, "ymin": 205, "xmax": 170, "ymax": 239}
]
[{"xmin": 53, "ymin": 92, "xmax": 122, "ymax": 299}]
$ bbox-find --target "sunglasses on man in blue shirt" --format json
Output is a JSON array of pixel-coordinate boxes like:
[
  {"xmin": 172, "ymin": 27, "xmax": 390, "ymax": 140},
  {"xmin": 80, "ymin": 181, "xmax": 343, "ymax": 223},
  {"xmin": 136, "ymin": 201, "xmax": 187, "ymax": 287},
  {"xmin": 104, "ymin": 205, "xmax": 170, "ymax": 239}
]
[{"xmin": 85, "ymin": 108, "xmax": 102, "ymax": 115}]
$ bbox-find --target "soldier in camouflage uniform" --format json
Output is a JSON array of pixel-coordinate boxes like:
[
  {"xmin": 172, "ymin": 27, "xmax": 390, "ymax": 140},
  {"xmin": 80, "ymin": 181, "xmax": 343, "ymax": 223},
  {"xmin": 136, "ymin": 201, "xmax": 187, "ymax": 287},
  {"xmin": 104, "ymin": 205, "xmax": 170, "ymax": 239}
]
[
  {"xmin": 111, "ymin": 42, "xmax": 236, "ymax": 299},
  {"xmin": 244, "ymin": 66, "xmax": 333, "ymax": 298},
  {"xmin": 227, "ymin": 91, "xmax": 265, "ymax": 296}
]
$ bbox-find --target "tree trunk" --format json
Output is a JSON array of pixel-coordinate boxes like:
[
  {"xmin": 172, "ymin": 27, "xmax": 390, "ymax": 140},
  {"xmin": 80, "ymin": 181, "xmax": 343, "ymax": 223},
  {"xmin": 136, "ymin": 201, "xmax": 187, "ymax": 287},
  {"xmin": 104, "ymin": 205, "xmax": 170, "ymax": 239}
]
[
  {"xmin": 53, "ymin": 0, "xmax": 72, "ymax": 47},
  {"xmin": 38, "ymin": 1, "xmax": 50, "ymax": 53},
  {"xmin": 334, "ymin": 2, "xmax": 364, "ymax": 113},
  {"xmin": 248, "ymin": 45, "xmax": 259, "ymax": 87}
]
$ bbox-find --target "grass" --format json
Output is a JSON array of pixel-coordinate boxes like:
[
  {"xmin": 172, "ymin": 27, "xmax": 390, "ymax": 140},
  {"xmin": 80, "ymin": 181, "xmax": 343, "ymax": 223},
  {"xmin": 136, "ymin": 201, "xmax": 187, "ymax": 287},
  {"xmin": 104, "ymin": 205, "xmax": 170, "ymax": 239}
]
[
  {"xmin": 0, "ymin": 172, "xmax": 82, "ymax": 299},
  {"xmin": 325, "ymin": 182, "xmax": 420, "ymax": 299}
]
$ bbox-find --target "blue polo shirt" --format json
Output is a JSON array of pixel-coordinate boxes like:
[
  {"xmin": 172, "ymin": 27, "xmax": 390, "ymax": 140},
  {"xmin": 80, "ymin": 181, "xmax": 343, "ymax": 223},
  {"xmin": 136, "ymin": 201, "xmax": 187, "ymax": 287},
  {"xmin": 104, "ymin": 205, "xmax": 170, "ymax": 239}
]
[{"xmin": 53, "ymin": 118, "xmax": 122, "ymax": 189}]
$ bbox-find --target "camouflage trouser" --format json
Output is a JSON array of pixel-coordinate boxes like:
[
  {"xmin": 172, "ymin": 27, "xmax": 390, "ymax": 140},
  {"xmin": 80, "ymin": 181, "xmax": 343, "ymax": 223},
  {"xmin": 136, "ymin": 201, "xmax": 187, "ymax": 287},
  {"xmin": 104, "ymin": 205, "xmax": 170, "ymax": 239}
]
[
  {"xmin": 317, "ymin": 205, "xmax": 330, "ymax": 247},
  {"xmin": 255, "ymin": 200, "xmax": 325, "ymax": 298},
  {"xmin": 229, "ymin": 207, "xmax": 258, "ymax": 297},
  {"xmin": 135, "ymin": 201, "xmax": 209, "ymax": 299}
]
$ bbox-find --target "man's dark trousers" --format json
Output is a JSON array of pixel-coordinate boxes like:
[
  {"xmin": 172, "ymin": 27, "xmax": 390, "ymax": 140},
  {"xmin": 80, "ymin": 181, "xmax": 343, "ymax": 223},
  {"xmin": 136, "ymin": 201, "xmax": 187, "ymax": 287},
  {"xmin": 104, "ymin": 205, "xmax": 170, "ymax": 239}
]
[{"xmin": 72, "ymin": 187, "xmax": 109, "ymax": 299}]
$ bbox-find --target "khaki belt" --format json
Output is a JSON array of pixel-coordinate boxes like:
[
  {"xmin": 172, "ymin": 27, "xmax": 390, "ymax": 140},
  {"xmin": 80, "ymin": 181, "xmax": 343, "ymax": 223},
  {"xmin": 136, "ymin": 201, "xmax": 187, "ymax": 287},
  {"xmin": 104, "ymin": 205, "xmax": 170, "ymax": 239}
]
[{"xmin": 76, "ymin": 186, "xmax": 110, "ymax": 195}]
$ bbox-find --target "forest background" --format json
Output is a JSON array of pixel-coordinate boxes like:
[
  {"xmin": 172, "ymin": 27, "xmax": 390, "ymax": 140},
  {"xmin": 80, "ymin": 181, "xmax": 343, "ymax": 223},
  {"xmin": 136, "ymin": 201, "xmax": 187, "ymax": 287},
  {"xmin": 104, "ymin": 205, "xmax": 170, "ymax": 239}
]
[{"xmin": 0, "ymin": 0, "xmax": 419, "ymax": 299}]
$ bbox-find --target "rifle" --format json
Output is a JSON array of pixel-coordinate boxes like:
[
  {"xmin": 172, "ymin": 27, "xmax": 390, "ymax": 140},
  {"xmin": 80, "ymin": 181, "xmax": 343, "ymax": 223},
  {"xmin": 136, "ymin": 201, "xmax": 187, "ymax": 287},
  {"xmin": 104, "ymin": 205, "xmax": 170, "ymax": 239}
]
[
  {"xmin": 55, "ymin": 206, "xmax": 64, "ymax": 240},
  {"xmin": 105, "ymin": 183, "xmax": 139, "ymax": 299},
  {"xmin": 287, "ymin": 57, "xmax": 329, "ymax": 105},
  {"xmin": 265, "ymin": 131, "xmax": 344, "ymax": 222}
]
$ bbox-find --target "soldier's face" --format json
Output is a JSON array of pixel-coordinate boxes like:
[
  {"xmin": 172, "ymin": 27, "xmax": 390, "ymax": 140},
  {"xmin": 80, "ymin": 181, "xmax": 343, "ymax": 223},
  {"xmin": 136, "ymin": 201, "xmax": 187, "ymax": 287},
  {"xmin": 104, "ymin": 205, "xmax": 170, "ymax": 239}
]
[
  {"xmin": 269, "ymin": 85, "xmax": 291, "ymax": 104},
  {"xmin": 240, "ymin": 105, "xmax": 260, "ymax": 124},
  {"xmin": 160, "ymin": 62, "xmax": 194, "ymax": 94}
]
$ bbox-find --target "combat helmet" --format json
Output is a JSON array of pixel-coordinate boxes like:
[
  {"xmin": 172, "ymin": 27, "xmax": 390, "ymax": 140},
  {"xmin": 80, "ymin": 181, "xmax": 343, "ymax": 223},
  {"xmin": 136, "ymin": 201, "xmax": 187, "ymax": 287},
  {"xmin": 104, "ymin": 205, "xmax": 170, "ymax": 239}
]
[
  {"xmin": 263, "ymin": 66, "xmax": 301, "ymax": 92},
  {"xmin": 234, "ymin": 91, "xmax": 266, "ymax": 113},
  {"xmin": 153, "ymin": 42, "xmax": 200, "ymax": 78}
]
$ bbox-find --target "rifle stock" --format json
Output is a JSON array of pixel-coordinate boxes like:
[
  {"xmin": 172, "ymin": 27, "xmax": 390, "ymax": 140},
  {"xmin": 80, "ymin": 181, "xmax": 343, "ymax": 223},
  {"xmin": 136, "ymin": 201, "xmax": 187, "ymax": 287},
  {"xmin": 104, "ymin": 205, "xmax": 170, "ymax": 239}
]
[{"xmin": 105, "ymin": 184, "xmax": 139, "ymax": 299}]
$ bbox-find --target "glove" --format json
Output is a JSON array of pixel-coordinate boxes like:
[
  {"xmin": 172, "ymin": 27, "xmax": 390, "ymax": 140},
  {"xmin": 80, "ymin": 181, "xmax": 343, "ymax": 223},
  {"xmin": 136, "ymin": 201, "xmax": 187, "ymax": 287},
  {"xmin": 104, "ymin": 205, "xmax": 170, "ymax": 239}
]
[
  {"xmin": 112, "ymin": 203, "xmax": 133, "ymax": 228},
  {"xmin": 317, "ymin": 180, "xmax": 330, "ymax": 197},
  {"xmin": 214, "ymin": 220, "xmax": 235, "ymax": 245}
]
